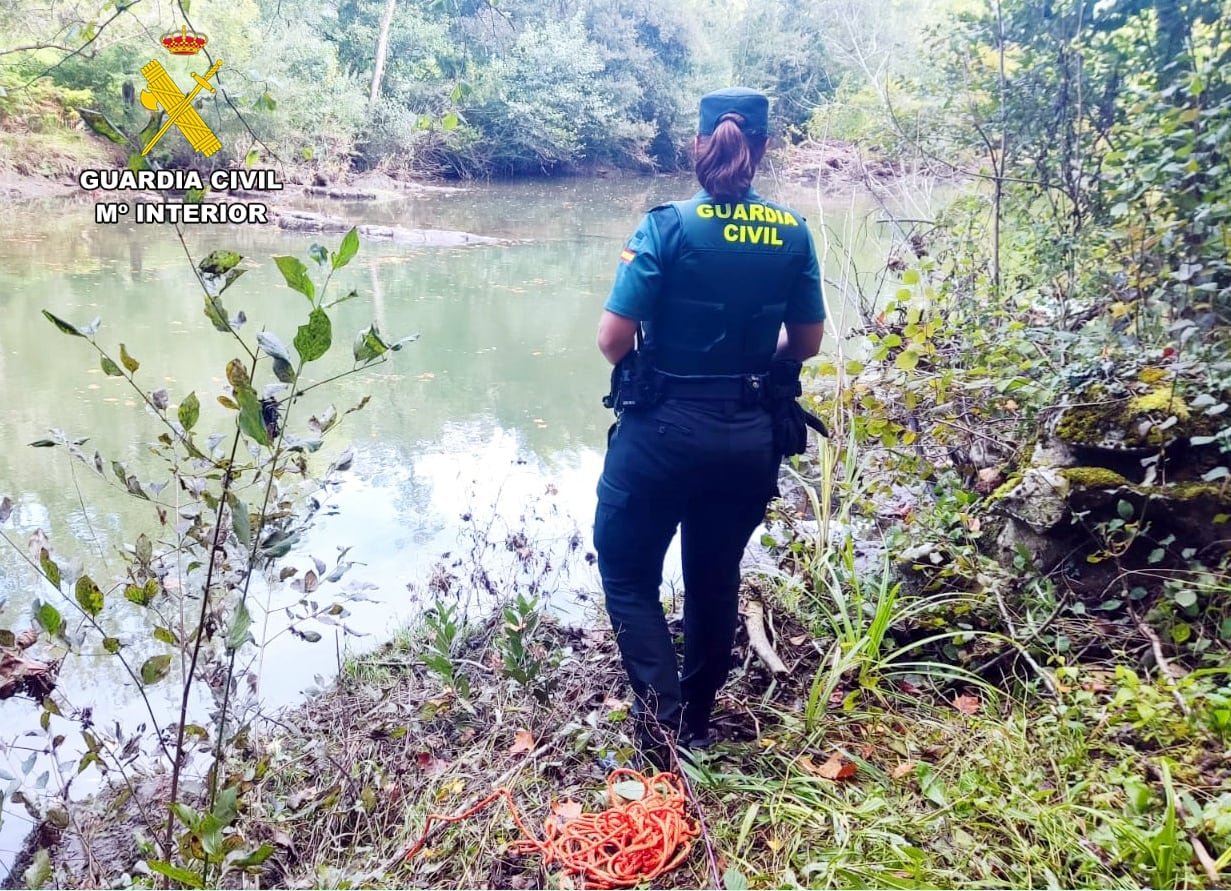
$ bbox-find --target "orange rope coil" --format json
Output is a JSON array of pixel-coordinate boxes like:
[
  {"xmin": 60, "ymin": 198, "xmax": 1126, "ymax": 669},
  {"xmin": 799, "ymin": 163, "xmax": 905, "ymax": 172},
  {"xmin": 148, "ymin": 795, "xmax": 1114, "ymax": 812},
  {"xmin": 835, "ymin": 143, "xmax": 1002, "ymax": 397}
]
[{"xmin": 404, "ymin": 769, "xmax": 701, "ymax": 889}]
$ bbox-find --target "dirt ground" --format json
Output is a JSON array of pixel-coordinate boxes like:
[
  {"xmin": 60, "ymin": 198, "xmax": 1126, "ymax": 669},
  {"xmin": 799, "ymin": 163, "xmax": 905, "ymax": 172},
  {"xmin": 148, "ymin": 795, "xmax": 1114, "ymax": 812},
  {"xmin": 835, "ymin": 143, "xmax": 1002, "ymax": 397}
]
[{"xmin": 0, "ymin": 168, "xmax": 78, "ymax": 201}]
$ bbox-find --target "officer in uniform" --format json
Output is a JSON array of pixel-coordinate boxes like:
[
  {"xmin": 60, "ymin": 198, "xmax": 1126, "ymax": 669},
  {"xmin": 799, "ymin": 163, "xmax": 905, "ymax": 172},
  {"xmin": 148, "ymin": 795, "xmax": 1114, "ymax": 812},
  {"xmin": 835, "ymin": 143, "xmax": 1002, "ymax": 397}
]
[{"xmin": 594, "ymin": 87, "xmax": 826, "ymax": 764}]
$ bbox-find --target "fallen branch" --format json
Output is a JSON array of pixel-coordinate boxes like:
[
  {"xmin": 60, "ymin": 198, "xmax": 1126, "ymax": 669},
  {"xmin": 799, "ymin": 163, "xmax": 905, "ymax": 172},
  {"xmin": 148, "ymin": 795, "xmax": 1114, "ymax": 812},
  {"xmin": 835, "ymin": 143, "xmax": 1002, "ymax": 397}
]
[
  {"xmin": 1132, "ymin": 607, "xmax": 1191, "ymax": 718},
  {"xmin": 743, "ymin": 600, "xmax": 788, "ymax": 674},
  {"xmin": 986, "ymin": 584, "xmax": 1061, "ymax": 698},
  {"xmin": 671, "ymin": 744, "xmax": 723, "ymax": 889},
  {"xmin": 381, "ymin": 724, "xmax": 573, "ymax": 876}
]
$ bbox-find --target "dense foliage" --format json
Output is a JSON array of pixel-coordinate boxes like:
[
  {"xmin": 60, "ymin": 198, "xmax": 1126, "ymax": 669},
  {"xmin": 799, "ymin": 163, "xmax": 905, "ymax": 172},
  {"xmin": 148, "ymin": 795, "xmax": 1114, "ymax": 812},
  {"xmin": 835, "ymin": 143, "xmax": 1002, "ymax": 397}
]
[{"xmin": 0, "ymin": 0, "xmax": 924, "ymax": 177}]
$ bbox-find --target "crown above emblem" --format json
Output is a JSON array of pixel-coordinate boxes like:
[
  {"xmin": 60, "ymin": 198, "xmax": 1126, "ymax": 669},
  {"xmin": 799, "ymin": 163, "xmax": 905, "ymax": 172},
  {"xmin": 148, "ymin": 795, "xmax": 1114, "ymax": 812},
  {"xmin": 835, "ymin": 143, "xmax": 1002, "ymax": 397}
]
[{"xmin": 161, "ymin": 25, "xmax": 208, "ymax": 55}]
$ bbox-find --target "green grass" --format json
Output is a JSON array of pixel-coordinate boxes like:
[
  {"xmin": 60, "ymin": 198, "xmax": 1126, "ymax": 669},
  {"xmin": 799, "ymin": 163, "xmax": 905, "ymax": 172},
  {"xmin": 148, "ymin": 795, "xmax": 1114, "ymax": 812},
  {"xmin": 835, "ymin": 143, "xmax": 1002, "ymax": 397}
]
[
  {"xmin": 211, "ymin": 565, "xmax": 1230, "ymax": 891},
  {"xmin": 687, "ymin": 697, "xmax": 1205, "ymax": 890}
]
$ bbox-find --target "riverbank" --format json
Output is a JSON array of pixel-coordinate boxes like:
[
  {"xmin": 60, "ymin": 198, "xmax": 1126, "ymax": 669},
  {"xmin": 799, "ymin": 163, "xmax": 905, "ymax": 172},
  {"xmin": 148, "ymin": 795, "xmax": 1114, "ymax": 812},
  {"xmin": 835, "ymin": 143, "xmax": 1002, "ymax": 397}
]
[
  {"xmin": 7, "ymin": 408, "xmax": 1229, "ymax": 890},
  {"xmin": 11, "ymin": 517, "xmax": 1227, "ymax": 889},
  {"xmin": 222, "ymin": 568, "xmax": 1231, "ymax": 891},
  {"xmin": 0, "ymin": 123, "xmax": 904, "ymax": 209},
  {"xmin": 218, "ymin": 510, "xmax": 1231, "ymax": 890}
]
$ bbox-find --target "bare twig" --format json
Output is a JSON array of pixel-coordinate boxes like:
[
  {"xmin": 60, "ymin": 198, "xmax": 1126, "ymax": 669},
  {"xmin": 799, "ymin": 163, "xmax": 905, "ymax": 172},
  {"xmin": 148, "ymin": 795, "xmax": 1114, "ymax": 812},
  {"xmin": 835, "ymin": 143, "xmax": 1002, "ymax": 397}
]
[
  {"xmin": 674, "ymin": 746, "xmax": 723, "ymax": 890},
  {"xmin": 1131, "ymin": 607, "xmax": 1191, "ymax": 718},
  {"xmin": 381, "ymin": 725, "xmax": 573, "ymax": 876},
  {"xmin": 176, "ymin": 0, "xmax": 283, "ymax": 166},
  {"xmin": 974, "ymin": 580, "xmax": 1069, "ymax": 685},
  {"xmin": 989, "ymin": 577, "xmax": 1061, "ymax": 697},
  {"xmin": 66, "ymin": 450, "xmax": 109, "ymax": 565}
]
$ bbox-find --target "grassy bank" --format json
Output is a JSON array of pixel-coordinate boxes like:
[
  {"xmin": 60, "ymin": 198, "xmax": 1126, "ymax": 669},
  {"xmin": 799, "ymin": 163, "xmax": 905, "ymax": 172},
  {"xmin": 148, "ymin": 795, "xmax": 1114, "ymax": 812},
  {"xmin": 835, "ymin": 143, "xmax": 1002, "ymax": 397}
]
[
  {"xmin": 183, "ymin": 523, "xmax": 1226, "ymax": 890},
  {"xmin": 0, "ymin": 79, "xmax": 116, "ymax": 196}
]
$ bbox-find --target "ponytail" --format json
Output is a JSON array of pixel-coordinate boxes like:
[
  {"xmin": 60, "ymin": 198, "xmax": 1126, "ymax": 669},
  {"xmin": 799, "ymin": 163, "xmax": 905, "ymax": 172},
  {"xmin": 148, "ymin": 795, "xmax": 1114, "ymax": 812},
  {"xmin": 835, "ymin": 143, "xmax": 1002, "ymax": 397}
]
[{"xmin": 694, "ymin": 114, "xmax": 764, "ymax": 203}]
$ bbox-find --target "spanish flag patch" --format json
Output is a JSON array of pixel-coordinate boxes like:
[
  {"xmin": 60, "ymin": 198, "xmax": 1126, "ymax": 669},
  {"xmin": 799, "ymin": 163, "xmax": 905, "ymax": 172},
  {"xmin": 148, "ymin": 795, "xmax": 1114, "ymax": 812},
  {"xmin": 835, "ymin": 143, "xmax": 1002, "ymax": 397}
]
[{"xmin": 619, "ymin": 248, "xmax": 636, "ymax": 264}]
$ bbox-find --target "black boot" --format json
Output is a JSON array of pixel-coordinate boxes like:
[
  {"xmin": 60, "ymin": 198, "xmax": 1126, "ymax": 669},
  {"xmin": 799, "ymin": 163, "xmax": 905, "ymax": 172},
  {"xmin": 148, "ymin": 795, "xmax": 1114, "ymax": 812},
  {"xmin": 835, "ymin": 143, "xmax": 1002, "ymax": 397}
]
[
  {"xmin": 681, "ymin": 699, "xmax": 714, "ymax": 750},
  {"xmin": 633, "ymin": 710, "xmax": 679, "ymax": 772}
]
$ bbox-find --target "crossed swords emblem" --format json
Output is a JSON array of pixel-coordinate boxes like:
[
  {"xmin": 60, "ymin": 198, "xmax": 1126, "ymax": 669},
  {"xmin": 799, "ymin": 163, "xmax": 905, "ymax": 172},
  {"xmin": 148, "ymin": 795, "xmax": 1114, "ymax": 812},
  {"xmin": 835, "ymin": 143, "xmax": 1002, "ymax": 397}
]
[{"xmin": 138, "ymin": 58, "xmax": 224, "ymax": 157}]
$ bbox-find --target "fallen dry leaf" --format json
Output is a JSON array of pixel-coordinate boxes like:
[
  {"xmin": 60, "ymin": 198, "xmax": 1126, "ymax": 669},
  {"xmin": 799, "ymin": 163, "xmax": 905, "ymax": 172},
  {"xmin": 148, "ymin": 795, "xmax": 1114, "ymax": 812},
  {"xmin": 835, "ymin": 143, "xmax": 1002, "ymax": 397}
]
[
  {"xmin": 414, "ymin": 752, "xmax": 450, "ymax": 775},
  {"xmin": 789, "ymin": 634, "xmax": 808, "ymax": 646},
  {"xmin": 818, "ymin": 753, "xmax": 857, "ymax": 780},
  {"xmin": 602, "ymin": 697, "xmax": 627, "ymax": 711},
  {"xmin": 286, "ymin": 786, "xmax": 319, "ymax": 810},
  {"xmin": 551, "ymin": 799, "xmax": 583, "ymax": 825},
  {"xmin": 509, "ymin": 728, "xmax": 534, "ymax": 755},
  {"xmin": 436, "ymin": 777, "xmax": 464, "ymax": 801},
  {"xmin": 897, "ymin": 679, "xmax": 922, "ymax": 696},
  {"xmin": 976, "ymin": 467, "xmax": 1002, "ymax": 485},
  {"xmin": 891, "ymin": 761, "xmax": 917, "ymax": 779},
  {"xmin": 800, "ymin": 753, "xmax": 857, "ymax": 781},
  {"xmin": 0, "ymin": 649, "xmax": 57, "ymax": 700},
  {"xmin": 953, "ymin": 693, "xmax": 981, "ymax": 715}
]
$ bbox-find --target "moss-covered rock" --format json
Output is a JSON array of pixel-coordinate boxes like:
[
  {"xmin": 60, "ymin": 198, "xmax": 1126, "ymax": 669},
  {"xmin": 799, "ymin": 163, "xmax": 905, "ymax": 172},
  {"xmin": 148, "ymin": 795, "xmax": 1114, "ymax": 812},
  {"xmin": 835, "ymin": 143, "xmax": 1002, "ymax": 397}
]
[
  {"xmin": 990, "ymin": 434, "xmax": 1231, "ymax": 574},
  {"xmin": 1167, "ymin": 480, "xmax": 1230, "ymax": 501},
  {"xmin": 1059, "ymin": 467, "xmax": 1134, "ymax": 489},
  {"xmin": 1130, "ymin": 386, "xmax": 1190, "ymax": 420},
  {"xmin": 992, "ymin": 467, "xmax": 1069, "ymax": 533},
  {"xmin": 1053, "ymin": 384, "xmax": 1213, "ymax": 453},
  {"xmin": 989, "ymin": 472, "xmax": 1023, "ymax": 501}
]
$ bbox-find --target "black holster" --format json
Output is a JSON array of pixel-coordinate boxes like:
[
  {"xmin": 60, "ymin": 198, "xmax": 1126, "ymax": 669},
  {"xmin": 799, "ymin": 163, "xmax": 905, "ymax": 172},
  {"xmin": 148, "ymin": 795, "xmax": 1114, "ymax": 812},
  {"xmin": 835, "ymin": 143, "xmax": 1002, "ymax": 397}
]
[
  {"xmin": 768, "ymin": 358, "xmax": 828, "ymax": 457},
  {"xmin": 603, "ymin": 349, "xmax": 662, "ymax": 415}
]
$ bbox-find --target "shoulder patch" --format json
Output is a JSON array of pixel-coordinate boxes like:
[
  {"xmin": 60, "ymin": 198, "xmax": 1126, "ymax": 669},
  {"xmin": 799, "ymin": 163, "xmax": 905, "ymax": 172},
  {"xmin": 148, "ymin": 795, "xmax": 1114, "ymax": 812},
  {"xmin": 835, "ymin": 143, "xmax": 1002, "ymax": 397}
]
[{"xmin": 620, "ymin": 248, "xmax": 636, "ymax": 264}]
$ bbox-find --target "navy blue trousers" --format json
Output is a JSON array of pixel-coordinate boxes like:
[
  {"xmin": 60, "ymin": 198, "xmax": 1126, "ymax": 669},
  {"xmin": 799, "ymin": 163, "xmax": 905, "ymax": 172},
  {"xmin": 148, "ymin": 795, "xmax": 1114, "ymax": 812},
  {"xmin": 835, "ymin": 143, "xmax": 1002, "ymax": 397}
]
[{"xmin": 594, "ymin": 397, "xmax": 779, "ymax": 745}]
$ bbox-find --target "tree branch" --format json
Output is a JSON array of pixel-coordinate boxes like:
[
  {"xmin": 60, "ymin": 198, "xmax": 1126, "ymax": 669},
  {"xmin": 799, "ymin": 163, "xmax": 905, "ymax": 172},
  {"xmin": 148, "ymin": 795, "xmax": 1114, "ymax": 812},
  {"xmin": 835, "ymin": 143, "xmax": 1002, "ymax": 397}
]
[{"xmin": 13, "ymin": 0, "xmax": 150, "ymax": 90}]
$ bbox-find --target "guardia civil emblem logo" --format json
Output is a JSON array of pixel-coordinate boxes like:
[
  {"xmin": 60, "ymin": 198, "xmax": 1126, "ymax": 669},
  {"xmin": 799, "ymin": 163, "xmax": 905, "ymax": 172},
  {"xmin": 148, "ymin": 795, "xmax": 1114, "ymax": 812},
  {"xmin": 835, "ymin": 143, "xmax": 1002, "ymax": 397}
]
[{"xmin": 137, "ymin": 26, "xmax": 223, "ymax": 158}]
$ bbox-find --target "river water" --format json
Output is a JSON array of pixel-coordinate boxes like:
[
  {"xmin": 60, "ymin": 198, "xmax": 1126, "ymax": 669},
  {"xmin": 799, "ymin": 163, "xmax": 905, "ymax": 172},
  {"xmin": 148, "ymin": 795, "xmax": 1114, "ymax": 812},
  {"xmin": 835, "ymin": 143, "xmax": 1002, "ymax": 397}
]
[{"xmin": 0, "ymin": 174, "xmax": 895, "ymax": 876}]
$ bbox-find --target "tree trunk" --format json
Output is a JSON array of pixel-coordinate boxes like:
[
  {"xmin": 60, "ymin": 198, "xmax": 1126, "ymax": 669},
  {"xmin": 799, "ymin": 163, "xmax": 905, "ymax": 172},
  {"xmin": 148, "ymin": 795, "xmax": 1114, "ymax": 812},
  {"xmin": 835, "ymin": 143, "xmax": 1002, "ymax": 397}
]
[{"xmin": 368, "ymin": 0, "xmax": 397, "ymax": 113}]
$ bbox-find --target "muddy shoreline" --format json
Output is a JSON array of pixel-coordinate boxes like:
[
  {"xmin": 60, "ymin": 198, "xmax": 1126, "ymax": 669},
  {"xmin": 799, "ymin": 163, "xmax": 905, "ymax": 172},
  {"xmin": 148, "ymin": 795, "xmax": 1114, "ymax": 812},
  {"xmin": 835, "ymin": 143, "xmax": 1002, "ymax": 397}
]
[{"xmin": 0, "ymin": 138, "xmax": 906, "ymax": 207}]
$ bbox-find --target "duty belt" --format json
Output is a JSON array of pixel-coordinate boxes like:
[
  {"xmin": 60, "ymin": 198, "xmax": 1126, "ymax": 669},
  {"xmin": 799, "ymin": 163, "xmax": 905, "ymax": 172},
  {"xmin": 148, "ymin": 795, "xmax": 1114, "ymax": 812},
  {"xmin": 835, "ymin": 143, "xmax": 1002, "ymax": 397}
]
[{"xmin": 658, "ymin": 374, "xmax": 768, "ymax": 402}]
